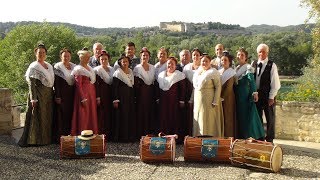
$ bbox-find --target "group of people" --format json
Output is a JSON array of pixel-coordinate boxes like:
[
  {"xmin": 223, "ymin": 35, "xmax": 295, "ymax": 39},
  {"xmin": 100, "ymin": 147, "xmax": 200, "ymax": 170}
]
[{"xmin": 18, "ymin": 41, "xmax": 280, "ymax": 147}]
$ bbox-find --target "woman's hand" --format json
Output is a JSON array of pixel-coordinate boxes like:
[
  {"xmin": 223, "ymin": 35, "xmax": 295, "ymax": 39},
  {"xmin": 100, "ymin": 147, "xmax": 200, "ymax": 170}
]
[
  {"xmin": 31, "ymin": 101, "xmax": 37, "ymax": 108},
  {"xmin": 96, "ymin": 98, "xmax": 101, "ymax": 106},
  {"xmin": 253, "ymin": 93, "xmax": 259, "ymax": 102},
  {"xmin": 55, "ymin": 98, "xmax": 61, "ymax": 104},
  {"xmin": 81, "ymin": 100, "xmax": 87, "ymax": 107},
  {"xmin": 179, "ymin": 101, "xmax": 185, "ymax": 108},
  {"xmin": 113, "ymin": 102, "xmax": 119, "ymax": 109},
  {"xmin": 188, "ymin": 101, "xmax": 193, "ymax": 109}
]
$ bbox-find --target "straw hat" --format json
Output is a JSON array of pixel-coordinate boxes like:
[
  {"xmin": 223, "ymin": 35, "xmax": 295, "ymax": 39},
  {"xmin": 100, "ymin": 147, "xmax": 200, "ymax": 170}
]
[{"xmin": 77, "ymin": 130, "xmax": 96, "ymax": 140}]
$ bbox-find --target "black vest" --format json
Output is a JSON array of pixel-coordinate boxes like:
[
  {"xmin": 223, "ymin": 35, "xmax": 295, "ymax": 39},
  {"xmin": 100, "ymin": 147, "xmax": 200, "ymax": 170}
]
[{"xmin": 253, "ymin": 60, "xmax": 273, "ymax": 100}]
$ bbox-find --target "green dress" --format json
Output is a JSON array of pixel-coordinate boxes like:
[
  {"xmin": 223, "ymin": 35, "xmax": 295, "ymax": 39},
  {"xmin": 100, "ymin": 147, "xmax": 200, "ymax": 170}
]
[
  {"xmin": 234, "ymin": 65, "xmax": 264, "ymax": 139},
  {"xmin": 18, "ymin": 61, "xmax": 54, "ymax": 146}
]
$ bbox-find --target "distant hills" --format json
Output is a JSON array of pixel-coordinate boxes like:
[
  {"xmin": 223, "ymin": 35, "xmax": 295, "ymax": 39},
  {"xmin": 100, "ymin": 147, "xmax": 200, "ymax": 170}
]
[
  {"xmin": 0, "ymin": 21, "xmax": 315, "ymax": 38},
  {"xmin": 246, "ymin": 24, "xmax": 314, "ymax": 34}
]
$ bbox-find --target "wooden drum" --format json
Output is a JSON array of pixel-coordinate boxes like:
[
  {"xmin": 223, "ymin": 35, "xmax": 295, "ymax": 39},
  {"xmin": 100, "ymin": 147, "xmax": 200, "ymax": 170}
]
[
  {"xmin": 60, "ymin": 135, "xmax": 106, "ymax": 159},
  {"xmin": 230, "ymin": 139, "xmax": 283, "ymax": 172},
  {"xmin": 184, "ymin": 136, "xmax": 233, "ymax": 162},
  {"xmin": 140, "ymin": 134, "xmax": 177, "ymax": 163}
]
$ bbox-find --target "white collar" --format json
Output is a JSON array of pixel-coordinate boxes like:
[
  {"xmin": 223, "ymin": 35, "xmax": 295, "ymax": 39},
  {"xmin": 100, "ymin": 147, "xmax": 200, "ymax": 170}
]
[
  {"xmin": 133, "ymin": 64, "xmax": 155, "ymax": 85},
  {"xmin": 71, "ymin": 65, "xmax": 96, "ymax": 84},
  {"xmin": 219, "ymin": 67, "xmax": 236, "ymax": 85},
  {"xmin": 25, "ymin": 61, "xmax": 54, "ymax": 87},
  {"xmin": 54, "ymin": 62, "xmax": 76, "ymax": 85},
  {"xmin": 113, "ymin": 68, "xmax": 134, "ymax": 87},
  {"xmin": 193, "ymin": 67, "xmax": 217, "ymax": 90},
  {"xmin": 158, "ymin": 70, "xmax": 185, "ymax": 91},
  {"xmin": 258, "ymin": 58, "xmax": 268, "ymax": 65},
  {"xmin": 235, "ymin": 64, "xmax": 254, "ymax": 80},
  {"xmin": 94, "ymin": 65, "xmax": 114, "ymax": 85}
]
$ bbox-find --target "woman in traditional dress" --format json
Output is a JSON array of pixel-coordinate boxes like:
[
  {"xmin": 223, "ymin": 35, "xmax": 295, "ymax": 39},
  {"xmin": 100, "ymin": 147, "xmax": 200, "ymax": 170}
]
[
  {"xmin": 157, "ymin": 57, "xmax": 186, "ymax": 142},
  {"xmin": 193, "ymin": 55, "xmax": 224, "ymax": 137},
  {"xmin": 133, "ymin": 47, "xmax": 155, "ymax": 137},
  {"xmin": 70, "ymin": 48, "xmax": 98, "ymax": 136},
  {"xmin": 94, "ymin": 50, "xmax": 114, "ymax": 136},
  {"xmin": 52, "ymin": 48, "xmax": 76, "ymax": 143},
  {"xmin": 18, "ymin": 43, "xmax": 54, "ymax": 147},
  {"xmin": 112, "ymin": 55, "xmax": 136, "ymax": 142},
  {"xmin": 182, "ymin": 48, "xmax": 202, "ymax": 136},
  {"xmin": 234, "ymin": 48, "xmax": 264, "ymax": 139},
  {"xmin": 218, "ymin": 51, "xmax": 236, "ymax": 137}
]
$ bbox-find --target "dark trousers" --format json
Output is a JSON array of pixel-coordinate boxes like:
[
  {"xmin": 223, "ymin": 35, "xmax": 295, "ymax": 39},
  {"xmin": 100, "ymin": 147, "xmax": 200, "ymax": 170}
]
[{"xmin": 256, "ymin": 98, "xmax": 275, "ymax": 142}]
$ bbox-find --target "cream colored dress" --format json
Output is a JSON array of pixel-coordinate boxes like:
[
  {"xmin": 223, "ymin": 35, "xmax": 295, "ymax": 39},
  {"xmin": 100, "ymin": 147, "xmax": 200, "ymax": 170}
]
[{"xmin": 193, "ymin": 68, "xmax": 224, "ymax": 137}]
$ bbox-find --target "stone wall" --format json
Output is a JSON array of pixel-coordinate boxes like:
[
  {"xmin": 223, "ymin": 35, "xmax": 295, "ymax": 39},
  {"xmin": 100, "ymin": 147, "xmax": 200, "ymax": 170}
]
[
  {"xmin": 276, "ymin": 101, "xmax": 320, "ymax": 143},
  {"xmin": 0, "ymin": 88, "xmax": 13, "ymax": 135}
]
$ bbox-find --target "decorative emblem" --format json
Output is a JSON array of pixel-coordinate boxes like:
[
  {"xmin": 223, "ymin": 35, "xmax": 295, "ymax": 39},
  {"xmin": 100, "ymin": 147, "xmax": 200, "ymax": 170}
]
[
  {"xmin": 201, "ymin": 139, "xmax": 219, "ymax": 159},
  {"xmin": 150, "ymin": 137, "xmax": 166, "ymax": 155},
  {"xmin": 75, "ymin": 137, "xmax": 91, "ymax": 155},
  {"xmin": 259, "ymin": 155, "xmax": 266, "ymax": 162}
]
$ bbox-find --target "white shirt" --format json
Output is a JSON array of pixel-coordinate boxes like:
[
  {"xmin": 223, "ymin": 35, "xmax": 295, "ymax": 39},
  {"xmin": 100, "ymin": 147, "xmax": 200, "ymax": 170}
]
[
  {"xmin": 214, "ymin": 57, "xmax": 223, "ymax": 70},
  {"xmin": 253, "ymin": 58, "xmax": 281, "ymax": 99}
]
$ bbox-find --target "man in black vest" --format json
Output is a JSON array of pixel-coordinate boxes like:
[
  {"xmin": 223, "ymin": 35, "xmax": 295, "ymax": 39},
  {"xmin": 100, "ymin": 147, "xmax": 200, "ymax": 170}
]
[
  {"xmin": 176, "ymin": 49, "xmax": 191, "ymax": 72},
  {"xmin": 88, "ymin": 42, "xmax": 103, "ymax": 68},
  {"xmin": 252, "ymin": 44, "xmax": 281, "ymax": 143}
]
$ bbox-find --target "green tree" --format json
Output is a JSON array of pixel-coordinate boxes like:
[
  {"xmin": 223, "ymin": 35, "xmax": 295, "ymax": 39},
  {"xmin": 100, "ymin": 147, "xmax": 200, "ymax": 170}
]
[
  {"xmin": 280, "ymin": 0, "xmax": 320, "ymax": 102},
  {"xmin": 0, "ymin": 23, "xmax": 83, "ymax": 104}
]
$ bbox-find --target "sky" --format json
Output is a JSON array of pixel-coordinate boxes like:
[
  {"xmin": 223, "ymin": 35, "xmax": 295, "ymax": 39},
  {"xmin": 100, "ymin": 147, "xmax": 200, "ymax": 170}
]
[{"xmin": 0, "ymin": 0, "xmax": 313, "ymax": 28}]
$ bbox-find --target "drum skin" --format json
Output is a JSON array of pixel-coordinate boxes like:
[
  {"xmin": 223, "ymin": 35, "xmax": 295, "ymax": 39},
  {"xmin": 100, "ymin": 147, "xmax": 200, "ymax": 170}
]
[
  {"xmin": 184, "ymin": 136, "xmax": 233, "ymax": 162},
  {"xmin": 60, "ymin": 135, "xmax": 106, "ymax": 159},
  {"xmin": 140, "ymin": 135, "xmax": 176, "ymax": 163},
  {"xmin": 230, "ymin": 139, "xmax": 283, "ymax": 172}
]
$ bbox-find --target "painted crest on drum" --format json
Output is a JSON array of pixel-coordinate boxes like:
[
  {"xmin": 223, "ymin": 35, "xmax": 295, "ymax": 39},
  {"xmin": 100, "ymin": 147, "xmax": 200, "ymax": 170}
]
[
  {"xmin": 75, "ymin": 138, "xmax": 91, "ymax": 155},
  {"xmin": 201, "ymin": 139, "xmax": 218, "ymax": 158},
  {"xmin": 150, "ymin": 137, "xmax": 166, "ymax": 155}
]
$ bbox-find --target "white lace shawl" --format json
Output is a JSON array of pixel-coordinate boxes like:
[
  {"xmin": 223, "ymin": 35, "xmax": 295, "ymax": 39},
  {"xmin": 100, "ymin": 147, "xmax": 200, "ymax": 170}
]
[
  {"xmin": 94, "ymin": 65, "xmax": 114, "ymax": 85},
  {"xmin": 113, "ymin": 68, "xmax": 134, "ymax": 87},
  {"xmin": 71, "ymin": 65, "xmax": 96, "ymax": 84},
  {"xmin": 235, "ymin": 64, "xmax": 254, "ymax": 80},
  {"xmin": 193, "ymin": 67, "xmax": 218, "ymax": 90},
  {"xmin": 219, "ymin": 67, "xmax": 236, "ymax": 85},
  {"xmin": 54, "ymin": 62, "xmax": 76, "ymax": 85},
  {"xmin": 133, "ymin": 64, "xmax": 155, "ymax": 85},
  {"xmin": 25, "ymin": 61, "xmax": 54, "ymax": 87},
  {"xmin": 157, "ymin": 70, "xmax": 185, "ymax": 91},
  {"xmin": 183, "ymin": 63, "xmax": 197, "ymax": 83}
]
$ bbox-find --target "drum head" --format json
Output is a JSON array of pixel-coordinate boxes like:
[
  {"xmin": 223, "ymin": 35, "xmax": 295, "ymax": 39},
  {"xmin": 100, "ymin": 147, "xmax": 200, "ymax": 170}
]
[{"xmin": 271, "ymin": 146, "xmax": 283, "ymax": 172}]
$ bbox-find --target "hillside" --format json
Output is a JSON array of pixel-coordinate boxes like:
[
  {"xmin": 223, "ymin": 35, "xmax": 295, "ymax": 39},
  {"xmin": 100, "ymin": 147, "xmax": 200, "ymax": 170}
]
[
  {"xmin": 246, "ymin": 24, "xmax": 315, "ymax": 34},
  {"xmin": 0, "ymin": 21, "xmax": 315, "ymax": 38}
]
